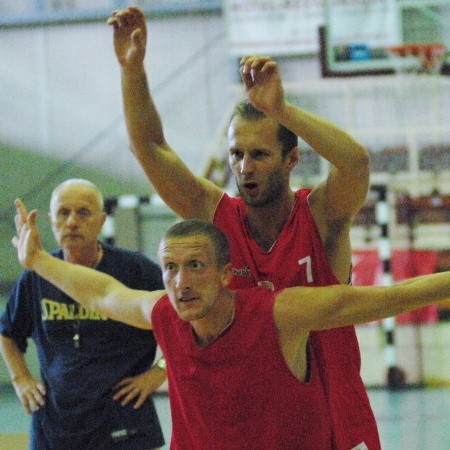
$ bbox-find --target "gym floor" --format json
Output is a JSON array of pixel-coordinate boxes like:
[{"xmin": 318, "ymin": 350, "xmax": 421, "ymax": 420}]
[{"xmin": 0, "ymin": 384, "xmax": 449, "ymax": 449}]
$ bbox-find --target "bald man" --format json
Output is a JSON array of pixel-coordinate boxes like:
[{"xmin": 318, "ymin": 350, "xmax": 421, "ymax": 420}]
[{"xmin": 0, "ymin": 179, "xmax": 165, "ymax": 449}]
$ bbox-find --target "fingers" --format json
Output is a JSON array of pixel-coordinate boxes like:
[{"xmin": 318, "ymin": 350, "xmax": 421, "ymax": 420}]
[
  {"xmin": 36, "ymin": 381, "xmax": 46, "ymax": 396},
  {"xmin": 25, "ymin": 389, "xmax": 45, "ymax": 414},
  {"xmin": 13, "ymin": 199, "xmax": 33, "ymax": 249},
  {"xmin": 112, "ymin": 378, "xmax": 134, "ymax": 403},
  {"xmin": 131, "ymin": 28, "xmax": 145, "ymax": 48},
  {"xmin": 17, "ymin": 382, "xmax": 46, "ymax": 415},
  {"xmin": 14, "ymin": 202, "xmax": 38, "ymax": 238},
  {"xmin": 132, "ymin": 392, "xmax": 147, "ymax": 410},
  {"xmin": 239, "ymin": 55, "xmax": 278, "ymax": 89},
  {"xmin": 112, "ymin": 377, "xmax": 131, "ymax": 391},
  {"xmin": 14, "ymin": 198, "xmax": 27, "ymax": 216},
  {"xmin": 113, "ymin": 383, "xmax": 140, "ymax": 406},
  {"xmin": 14, "ymin": 198, "xmax": 27, "ymax": 232},
  {"xmin": 240, "ymin": 55, "xmax": 277, "ymax": 74},
  {"xmin": 28, "ymin": 209, "xmax": 38, "ymax": 228},
  {"xmin": 107, "ymin": 6, "xmax": 146, "ymax": 30},
  {"xmin": 14, "ymin": 199, "xmax": 37, "ymax": 232},
  {"xmin": 113, "ymin": 375, "xmax": 151, "ymax": 408}
]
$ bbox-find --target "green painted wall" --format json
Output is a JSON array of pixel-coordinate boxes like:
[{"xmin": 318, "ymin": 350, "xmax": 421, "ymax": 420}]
[{"xmin": 0, "ymin": 142, "xmax": 151, "ymax": 288}]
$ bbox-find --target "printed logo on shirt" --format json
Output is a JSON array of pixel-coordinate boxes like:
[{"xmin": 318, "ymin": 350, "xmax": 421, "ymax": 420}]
[
  {"xmin": 41, "ymin": 298, "xmax": 108, "ymax": 321},
  {"xmin": 232, "ymin": 266, "xmax": 251, "ymax": 277}
]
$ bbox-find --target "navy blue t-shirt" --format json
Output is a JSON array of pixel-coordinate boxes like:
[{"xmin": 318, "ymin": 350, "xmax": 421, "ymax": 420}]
[{"xmin": 0, "ymin": 244, "xmax": 165, "ymax": 449}]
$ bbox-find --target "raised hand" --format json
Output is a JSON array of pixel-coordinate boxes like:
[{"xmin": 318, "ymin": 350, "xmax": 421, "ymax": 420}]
[
  {"xmin": 12, "ymin": 199, "xmax": 42, "ymax": 270},
  {"xmin": 107, "ymin": 6, "xmax": 147, "ymax": 70},
  {"xmin": 240, "ymin": 55, "xmax": 286, "ymax": 116}
]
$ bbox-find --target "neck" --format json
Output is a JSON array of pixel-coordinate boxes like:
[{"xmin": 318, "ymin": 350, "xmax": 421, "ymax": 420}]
[
  {"xmin": 193, "ymin": 291, "xmax": 235, "ymax": 348},
  {"xmin": 63, "ymin": 242, "xmax": 103, "ymax": 268},
  {"xmin": 246, "ymin": 190, "xmax": 296, "ymax": 251}
]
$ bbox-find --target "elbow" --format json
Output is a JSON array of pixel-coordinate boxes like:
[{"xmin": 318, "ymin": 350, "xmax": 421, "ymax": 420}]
[
  {"xmin": 354, "ymin": 144, "xmax": 370, "ymax": 171},
  {"xmin": 335, "ymin": 143, "xmax": 370, "ymax": 176}
]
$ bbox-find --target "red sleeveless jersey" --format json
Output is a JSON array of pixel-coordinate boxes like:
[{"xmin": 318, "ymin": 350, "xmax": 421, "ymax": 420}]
[
  {"xmin": 213, "ymin": 190, "xmax": 380, "ymax": 450},
  {"xmin": 152, "ymin": 288, "xmax": 333, "ymax": 449}
]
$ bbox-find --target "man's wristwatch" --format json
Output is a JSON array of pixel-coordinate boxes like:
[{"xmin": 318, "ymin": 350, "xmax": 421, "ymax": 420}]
[{"xmin": 156, "ymin": 357, "xmax": 167, "ymax": 371}]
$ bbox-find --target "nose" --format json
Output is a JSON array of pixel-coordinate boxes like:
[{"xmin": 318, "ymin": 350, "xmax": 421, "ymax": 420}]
[
  {"xmin": 66, "ymin": 211, "xmax": 80, "ymax": 226},
  {"xmin": 239, "ymin": 153, "xmax": 254, "ymax": 175},
  {"xmin": 175, "ymin": 268, "xmax": 191, "ymax": 292}
]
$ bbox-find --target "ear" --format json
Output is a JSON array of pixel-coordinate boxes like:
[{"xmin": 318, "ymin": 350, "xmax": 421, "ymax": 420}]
[
  {"xmin": 99, "ymin": 211, "xmax": 107, "ymax": 227},
  {"xmin": 285, "ymin": 146, "xmax": 299, "ymax": 173},
  {"xmin": 221, "ymin": 263, "xmax": 234, "ymax": 287}
]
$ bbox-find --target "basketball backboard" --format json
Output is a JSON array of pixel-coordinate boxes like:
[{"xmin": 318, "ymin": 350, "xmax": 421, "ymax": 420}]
[{"xmin": 321, "ymin": 0, "xmax": 450, "ymax": 77}]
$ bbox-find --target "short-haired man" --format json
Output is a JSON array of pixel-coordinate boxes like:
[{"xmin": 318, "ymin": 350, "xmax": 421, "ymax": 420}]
[{"xmin": 12, "ymin": 203, "xmax": 450, "ymax": 450}]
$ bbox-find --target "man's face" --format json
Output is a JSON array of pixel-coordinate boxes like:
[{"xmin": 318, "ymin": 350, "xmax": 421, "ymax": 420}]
[
  {"xmin": 49, "ymin": 184, "xmax": 106, "ymax": 250},
  {"xmin": 228, "ymin": 116, "xmax": 294, "ymax": 207},
  {"xmin": 160, "ymin": 235, "xmax": 230, "ymax": 323}
]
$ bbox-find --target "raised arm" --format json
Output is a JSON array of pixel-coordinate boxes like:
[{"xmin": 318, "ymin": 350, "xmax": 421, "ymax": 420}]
[
  {"xmin": 240, "ymin": 56, "xmax": 370, "ymax": 222},
  {"xmin": 108, "ymin": 7, "xmax": 222, "ymax": 220},
  {"xmin": 275, "ymin": 272, "xmax": 450, "ymax": 335},
  {"xmin": 13, "ymin": 199, "xmax": 161, "ymax": 330}
]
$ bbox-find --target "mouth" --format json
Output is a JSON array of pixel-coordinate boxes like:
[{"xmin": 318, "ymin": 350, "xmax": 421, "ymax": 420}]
[
  {"xmin": 65, "ymin": 234, "xmax": 83, "ymax": 239},
  {"xmin": 179, "ymin": 296, "xmax": 200, "ymax": 303},
  {"xmin": 242, "ymin": 182, "xmax": 258, "ymax": 194},
  {"xmin": 178, "ymin": 296, "xmax": 201, "ymax": 310}
]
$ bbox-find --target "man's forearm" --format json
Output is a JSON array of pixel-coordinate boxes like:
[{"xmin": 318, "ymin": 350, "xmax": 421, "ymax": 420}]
[
  {"xmin": 0, "ymin": 335, "xmax": 32, "ymax": 383},
  {"xmin": 335, "ymin": 272, "xmax": 450, "ymax": 328},
  {"xmin": 30, "ymin": 250, "xmax": 120, "ymax": 312},
  {"xmin": 121, "ymin": 67, "xmax": 165, "ymax": 153},
  {"xmin": 272, "ymin": 102, "xmax": 369, "ymax": 171}
]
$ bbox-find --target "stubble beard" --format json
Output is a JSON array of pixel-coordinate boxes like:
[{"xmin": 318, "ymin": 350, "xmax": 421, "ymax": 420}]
[{"xmin": 236, "ymin": 172, "xmax": 285, "ymax": 208}]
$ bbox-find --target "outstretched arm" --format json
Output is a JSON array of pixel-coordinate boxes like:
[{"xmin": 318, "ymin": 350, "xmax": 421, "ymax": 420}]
[
  {"xmin": 240, "ymin": 56, "xmax": 370, "ymax": 222},
  {"xmin": 108, "ymin": 7, "xmax": 222, "ymax": 220},
  {"xmin": 12, "ymin": 199, "xmax": 161, "ymax": 330},
  {"xmin": 275, "ymin": 272, "xmax": 450, "ymax": 334}
]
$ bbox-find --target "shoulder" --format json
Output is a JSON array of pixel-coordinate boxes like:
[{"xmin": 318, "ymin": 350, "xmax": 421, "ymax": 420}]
[
  {"xmin": 12, "ymin": 264, "xmax": 48, "ymax": 291},
  {"xmin": 215, "ymin": 192, "xmax": 243, "ymax": 211},
  {"xmin": 213, "ymin": 193, "xmax": 246, "ymax": 228},
  {"xmin": 237, "ymin": 287, "xmax": 276, "ymax": 313},
  {"xmin": 151, "ymin": 295, "xmax": 174, "ymax": 322}
]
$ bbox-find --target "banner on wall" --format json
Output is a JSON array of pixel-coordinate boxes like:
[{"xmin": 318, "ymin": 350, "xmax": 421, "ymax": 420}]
[
  {"xmin": 223, "ymin": 0, "xmax": 325, "ymax": 56},
  {"xmin": 351, "ymin": 249, "xmax": 439, "ymax": 324},
  {"xmin": 352, "ymin": 249, "xmax": 383, "ymax": 287},
  {"xmin": 392, "ymin": 250, "xmax": 439, "ymax": 325}
]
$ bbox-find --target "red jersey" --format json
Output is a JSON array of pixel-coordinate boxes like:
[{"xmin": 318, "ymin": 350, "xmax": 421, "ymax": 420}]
[
  {"xmin": 213, "ymin": 190, "xmax": 380, "ymax": 450},
  {"xmin": 152, "ymin": 288, "xmax": 333, "ymax": 450}
]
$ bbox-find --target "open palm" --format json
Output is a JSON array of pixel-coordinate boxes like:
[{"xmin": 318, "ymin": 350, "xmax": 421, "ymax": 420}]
[
  {"xmin": 12, "ymin": 199, "xmax": 42, "ymax": 270},
  {"xmin": 108, "ymin": 7, "xmax": 147, "ymax": 70}
]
